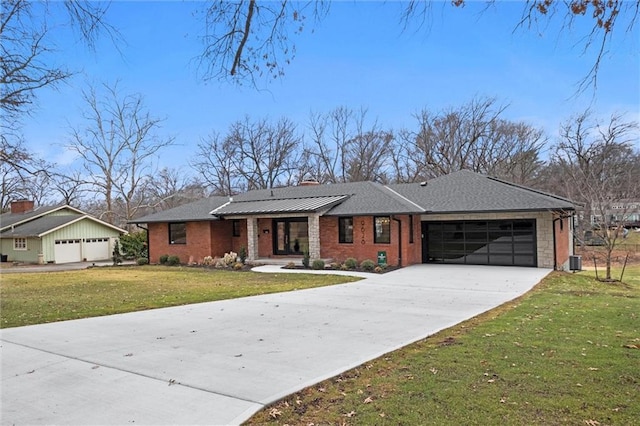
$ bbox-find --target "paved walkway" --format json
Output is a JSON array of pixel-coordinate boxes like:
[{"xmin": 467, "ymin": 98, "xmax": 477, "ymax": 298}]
[{"xmin": 0, "ymin": 264, "xmax": 551, "ymax": 425}]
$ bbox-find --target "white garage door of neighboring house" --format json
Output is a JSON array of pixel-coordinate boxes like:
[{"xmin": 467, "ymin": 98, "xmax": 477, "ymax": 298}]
[
  {"xmin": 54, "ymin": 239, "xmax": 82, "ymax": 264},
  {"xmin": 84, "ymin": 238, "xmax": 111, "ymax": 261}
]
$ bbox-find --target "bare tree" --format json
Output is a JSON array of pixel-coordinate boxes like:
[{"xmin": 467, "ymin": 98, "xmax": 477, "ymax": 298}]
[
  {"xmin": 193, "ymin": 116, "xmax": 301, "ymax": 192},
  {"xmin": 197, "ymin": 1, "xmax": 329, "ymax": 84},
  {"xmin": 231, "ymin": 116, "xmax": 302, "ymax": 189},
  {"xmin": 343, "ymin": 129, "xmax": 394, "ymax": 183},
  {"xmin": 48, "ymin": 170, "xmax": 87, "ymax": 207},
  {"xmin": 303, "ymin": 107, "xmax": 394, "ymax": 183},
  {"xmin": 143, "ymin": 167, "xmax": 208, "ymax": 212},
  {"xmin": 553, "ymin": 111, "xmax": 640, "ymax": 280},
  {"xmin": 67, "ymin": 82, "xmax": 175, "ymax": 227},
  {"xmin": 192, "ymin": 132, "xmax": 244, "ymax": 195},
  {"xmin": 197, "ymin": 1, "xmax": 636, "ymax": 89},
  {"xmin": 394, "ymin": 97, "xmax": 546, "ymax": 185},
  {"xmin": 1, "ymin": 0, "xmax": 117, "ymax": 177}
]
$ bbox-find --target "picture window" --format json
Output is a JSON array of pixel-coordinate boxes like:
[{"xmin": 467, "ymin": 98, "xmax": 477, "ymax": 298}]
[{"xmin": 169, "ymin": 223, "xmax": 187, "ymax": 244}]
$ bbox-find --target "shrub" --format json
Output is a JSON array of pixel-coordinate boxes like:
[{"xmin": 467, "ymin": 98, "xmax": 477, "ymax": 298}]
[
  {"xmin": 233, "ymin": 262, "xmax": 244, "ymax": 270},
  {"xmin": 159, "ymin": 254, "xmax": 169, "ymax": 265},
  {"xmin": 312, "ymin": 259, "xmax": 325, "ymax": 270},
  {"xmin": 284, "ymin": 262, "xmax": 296, "ymax": 269},
  {"xmin": 344, "ymin": 257, "xmax": 358, "ymax": 270},
  {"xmin": 238, "ymin": 247, "xmax": 247, "ymax": 264},
  {"xmin": 166, "ymin": 255, "xmax": 181, "ymax": 266},
  {"xmin": 202, "ymin": 256, "xmax": 215, "ymax": 266},
  {"xmin": 223, "ymin": 251, "xmax": 237, "ymax": 266},
  {"xmin": 340, "ymin": 264, "xmax": 349, "ymax": 271},
  {"xmin": 302, "ymin": 249, "xmax": 310, "ymax": 268},
  {"xmin": 137, "ymin": 257, "xmax": 149, "ymax": 266},
  {"xmin": 360, "ymin": 259, "xmax": 376, "ymax": 272},
  {"xmin": 374, "ymin": 266, "xmax": 382, "ymax": 273},
  {"xmin": 330, "ymin": 262, "xmax": 341, "ymax": 270},
  {"xmin": 119, "ymin": 231, "xmax": 148, "ymax": 259}
]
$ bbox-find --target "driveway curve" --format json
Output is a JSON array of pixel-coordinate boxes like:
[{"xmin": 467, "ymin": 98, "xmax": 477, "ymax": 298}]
[{"xmin": 0, "ymin": 264, "xmax": 550, "ymax": 425}]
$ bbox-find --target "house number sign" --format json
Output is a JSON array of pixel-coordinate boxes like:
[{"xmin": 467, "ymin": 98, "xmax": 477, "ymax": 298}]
[{"xmin": 360, "ymin": 220, "xmax": 366, "ymax": 245}]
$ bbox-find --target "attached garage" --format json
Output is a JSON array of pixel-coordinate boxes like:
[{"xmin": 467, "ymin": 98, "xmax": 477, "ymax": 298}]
[
  {"xmin": 422, "ymin": 220, "xmax": 537, "ymax": 267},
  {"xmin": 83, "ymin": 238, "xmax": 112, "ymax": 261},
  {"xmin": 54, "ymin": 239, "xmax": 82, "ymax": 263}
]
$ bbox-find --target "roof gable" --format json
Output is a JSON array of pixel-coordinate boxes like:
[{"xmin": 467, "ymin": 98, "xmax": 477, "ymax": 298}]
[{"xmin": 0, "ymin": 205, "xmax": 83, "ymax": 231}]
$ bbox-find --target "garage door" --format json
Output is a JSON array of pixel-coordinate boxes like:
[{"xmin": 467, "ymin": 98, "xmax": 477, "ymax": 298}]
[
  {"xmin": 54, "ymin": 239, "xmax": 82, "ymax": 264},
  {"xmin": 84, "ymin": 238, "xmax": 111, "ymax": 261},
  {"xmin": 422, "ymin": 220, "xmax": 537, "ymax": 267}
]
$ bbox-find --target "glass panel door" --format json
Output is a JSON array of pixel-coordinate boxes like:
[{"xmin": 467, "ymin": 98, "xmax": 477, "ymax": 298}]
[{"xmin": 273, "ymin": 218, "xmax": 309, "ymax": 255}]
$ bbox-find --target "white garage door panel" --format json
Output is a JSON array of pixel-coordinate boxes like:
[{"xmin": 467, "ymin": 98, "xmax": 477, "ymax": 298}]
[
  {"xmin": 84, "ymin": 238, "xmax": 111, "ymax": 261},
  {"xmin": 54, "ymin": 240, "xmax": 82, "ymax": 264}
]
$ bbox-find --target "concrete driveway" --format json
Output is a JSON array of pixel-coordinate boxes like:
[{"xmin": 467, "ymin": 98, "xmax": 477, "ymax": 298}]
[{"xmin": 0, "ymin": 264, "xmax": 550, "ymax": 425}]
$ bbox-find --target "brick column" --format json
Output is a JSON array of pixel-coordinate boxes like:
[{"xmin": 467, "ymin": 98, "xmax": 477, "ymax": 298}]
[
  {"xmin": 247, "ymin": 218, "xmax": 259, "ymax": 261},
  {"xmin": 308, "ymin": 214, "xmax": 321, "ymax": 259}
]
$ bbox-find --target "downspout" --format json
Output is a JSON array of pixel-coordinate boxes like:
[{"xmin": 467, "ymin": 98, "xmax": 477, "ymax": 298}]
[
  {"xmin": 392, "ymin": 216, "xmax": 402, "ymax": 267},
  {"xmin": 552, "ymin": 215, "xmax": 561, "ymax": 271}
]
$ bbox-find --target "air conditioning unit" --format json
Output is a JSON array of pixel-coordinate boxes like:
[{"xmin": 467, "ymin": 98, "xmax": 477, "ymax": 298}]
[{"xmin": 569, "ymin": 255, "xmax": 582, "ymax": 271}]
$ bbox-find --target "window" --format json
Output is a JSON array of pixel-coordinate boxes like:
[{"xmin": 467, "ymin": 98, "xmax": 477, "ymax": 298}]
[
  {"xmin": 232, "ymin": 220, "xmax": 241, "ymax": 237},
  {"xmin": 169, "ymin": 223, "xmax": 187, "ymax": 244},
  {"xmin": 14, "ymin": 238, "xmax": 27, "ymax": 250},
  {"xmin": 374, "ymin": 216, "xmax": 391, "ymax": 244},
  {"xmin": 339, "ymin": 217, "xmax": 353, "ymax": 243}
]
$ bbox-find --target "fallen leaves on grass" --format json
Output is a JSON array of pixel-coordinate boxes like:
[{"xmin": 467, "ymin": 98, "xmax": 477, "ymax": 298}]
[{"xmin": 269, "ymin": 407, "xmax": 282, "ymax": 419}]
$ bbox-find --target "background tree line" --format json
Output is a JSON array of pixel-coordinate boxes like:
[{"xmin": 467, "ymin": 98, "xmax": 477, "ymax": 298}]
[{"xmin": 2, "ymin": 85, "xmax": 638, "ymax": 237}]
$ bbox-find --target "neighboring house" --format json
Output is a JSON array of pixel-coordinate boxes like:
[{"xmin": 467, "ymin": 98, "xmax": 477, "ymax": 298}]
[
  {"xmin": 132, "ymin": 170, "xmax": 577, "ymax": 270},
  {"xmin": 589, "ymin": 200, "xmax": 640, "ymax": 228},
  {"xmin": 0, "ymin": 200, "xmax": 127, "ymax": 264}
]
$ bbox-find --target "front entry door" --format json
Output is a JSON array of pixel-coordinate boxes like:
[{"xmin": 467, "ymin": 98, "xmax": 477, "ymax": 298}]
[{"xmin": 273, "ymin": 218, "xmax": 309, "ymax": 255}]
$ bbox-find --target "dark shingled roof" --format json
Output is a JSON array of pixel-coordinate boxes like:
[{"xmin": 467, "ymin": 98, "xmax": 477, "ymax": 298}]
[
  {"xmin": 131, "ymin": 171, "xmax": 576, "ymax": 223},
  {"xmin": 389, "ymin": 170, "xmax": 575, "ymax": 213},
  {"xmin": 131, "ymin": 196, "xmax": 230, "ymax": 223},
  {"xmin": 0, "ymin": 205, "xmax": 65, "ymax": 231},
  {"xmin": 0, "ymin": 215, "xmax": 83, "ymax": 238}
]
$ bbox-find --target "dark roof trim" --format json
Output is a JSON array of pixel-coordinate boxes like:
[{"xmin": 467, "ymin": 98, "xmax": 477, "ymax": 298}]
[{"xmin": 486, "ymin": 176, "xmax": 578, "ymax": 205}]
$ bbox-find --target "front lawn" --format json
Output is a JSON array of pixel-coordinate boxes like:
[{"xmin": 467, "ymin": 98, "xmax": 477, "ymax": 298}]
[
  {"xmin": 247, "ymin": 266, "xmax": 640, "ymax": 425},
  {"xmin": 0, "ymin": 266, "xmax": 360, "ymax": 328}
]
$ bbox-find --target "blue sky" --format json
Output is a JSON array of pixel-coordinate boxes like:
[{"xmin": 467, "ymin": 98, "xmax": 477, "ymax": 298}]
[{"xmin": 23, "ymin": 1, "xmax": 640, "ymax": 173}]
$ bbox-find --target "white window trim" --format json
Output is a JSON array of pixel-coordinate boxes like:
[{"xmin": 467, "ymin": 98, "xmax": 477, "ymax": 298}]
[{"xmin": 14, "ymin": 238, "xmax": 27, "ymax": 251}]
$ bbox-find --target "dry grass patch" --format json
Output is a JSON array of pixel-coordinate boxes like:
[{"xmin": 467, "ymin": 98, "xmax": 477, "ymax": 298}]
[{"xmin": 0, "ymin": 266, "xmax": 360, "ymax": 328}]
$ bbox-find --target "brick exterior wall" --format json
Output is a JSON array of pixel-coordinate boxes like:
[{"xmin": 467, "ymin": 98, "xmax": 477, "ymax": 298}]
[
  {"xmin": 319, "ymin": 215, "xmax": 422, "ymax": 267},
  {"xmin": 257, "ymin": 218, "xmax": 273, "ymax": 257},
  {"xmin": 554, "ymin": 215, "xmax": 572, "ymax": 270},
  {"xmin": 147, "ymin": 211, "xmax": 570, "ymax": 269},
  {"xmin": 147, "ymin": 220, "xmax": 237, "ymax": 264}
]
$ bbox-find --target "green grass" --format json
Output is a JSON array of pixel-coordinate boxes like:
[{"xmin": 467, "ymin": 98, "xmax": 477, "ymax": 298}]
[
  {"xmin": 247, "ymin": 266, "xmax": 640, "ymax": 425},
  {"xmin": 0, "ymin": 266, "xmax": 360, "ymax": 328}
]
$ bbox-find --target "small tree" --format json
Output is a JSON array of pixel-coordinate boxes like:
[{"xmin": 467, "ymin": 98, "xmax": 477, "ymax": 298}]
[{"xmin": 112, "ymin": 240, "xmax": 123, "ymax": 265}]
